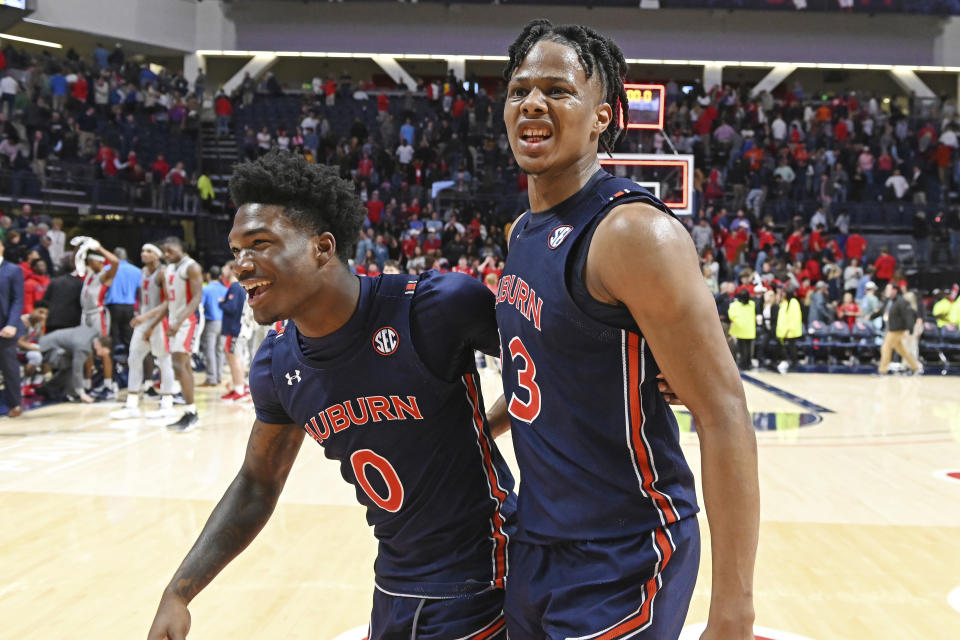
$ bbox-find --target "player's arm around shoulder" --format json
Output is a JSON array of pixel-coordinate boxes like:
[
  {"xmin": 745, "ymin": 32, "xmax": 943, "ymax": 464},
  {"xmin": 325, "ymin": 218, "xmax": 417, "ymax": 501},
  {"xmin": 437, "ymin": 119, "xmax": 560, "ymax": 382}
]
[{"xmin": 587, "ymin": 202, "xmax": 759, "ymax": 640}]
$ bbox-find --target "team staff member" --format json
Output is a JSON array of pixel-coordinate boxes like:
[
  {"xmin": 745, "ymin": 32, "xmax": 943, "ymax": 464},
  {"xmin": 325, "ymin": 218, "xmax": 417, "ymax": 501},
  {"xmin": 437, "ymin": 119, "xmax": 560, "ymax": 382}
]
[
  {"xmin": 497, "ymin": 20, "xmax": 757, "ymax": 639},
  {"xmin": 217, "ymin": 261, "xmax": 248, "ymax": 402},
  {"xmin": 199, "ymin": 266, "xmax": 227, "ymax": 388},
  {"xmin": 0, "ymin": 239, "xmax": 25, "ymax": 416},
  {"xmin": 104, "ymin": 247, "xmax": 142, "ymax": 353}
]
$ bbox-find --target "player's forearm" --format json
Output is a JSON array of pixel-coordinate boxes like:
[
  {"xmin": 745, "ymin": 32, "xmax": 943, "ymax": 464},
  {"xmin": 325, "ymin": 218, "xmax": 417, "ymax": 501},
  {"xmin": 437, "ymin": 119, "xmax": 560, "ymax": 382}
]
[
  {"xmin": 142, "ymin": 303, "xmax": 168, "ymax": 330},
  {"xmin": 697, "ymin": 405, "xmax": 759, "ymax": 629},
  {"xmin": 164, "ymin": 470, "xmax": 282, "ymax": 604},
  {"xmin": 486, "ymin": 395, "xmax": 511, "ymax": 439}
]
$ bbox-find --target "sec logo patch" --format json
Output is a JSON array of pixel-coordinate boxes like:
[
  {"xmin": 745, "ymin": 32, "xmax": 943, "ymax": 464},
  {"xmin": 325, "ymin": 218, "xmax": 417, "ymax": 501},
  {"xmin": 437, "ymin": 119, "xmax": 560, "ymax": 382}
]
[
  {"xmin": 373, "ymin": 326, "xmax": 399, "ymax": 356},
  {"xmin": 547, "ymin": 225, "xmax": 574, "ymax": 250}
]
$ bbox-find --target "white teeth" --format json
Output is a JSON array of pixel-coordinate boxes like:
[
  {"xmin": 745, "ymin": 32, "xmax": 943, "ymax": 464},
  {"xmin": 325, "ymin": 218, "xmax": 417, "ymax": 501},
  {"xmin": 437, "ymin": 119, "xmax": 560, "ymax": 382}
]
[{"xmin": 242, "ymin": 280, "xmax": 270, "ymax": 292}]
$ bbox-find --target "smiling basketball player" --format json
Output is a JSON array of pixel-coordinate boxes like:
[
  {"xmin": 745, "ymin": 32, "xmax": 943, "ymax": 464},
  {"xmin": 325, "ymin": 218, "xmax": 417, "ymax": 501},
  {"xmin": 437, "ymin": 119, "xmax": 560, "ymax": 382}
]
[
  {"xmin": 147, "ymin": 151, "xmax": 514, "ymax": 640},
  {"xmin": 496, "ymin": 20, "xmax": 759, "ymax": 640}
]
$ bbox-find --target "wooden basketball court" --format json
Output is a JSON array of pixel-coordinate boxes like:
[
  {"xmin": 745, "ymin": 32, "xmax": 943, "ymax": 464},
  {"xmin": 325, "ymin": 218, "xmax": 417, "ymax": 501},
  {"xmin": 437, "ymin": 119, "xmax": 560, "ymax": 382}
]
[{"xmin": 1, "ymin": 370, "xmax": 958, "ymax": 639}]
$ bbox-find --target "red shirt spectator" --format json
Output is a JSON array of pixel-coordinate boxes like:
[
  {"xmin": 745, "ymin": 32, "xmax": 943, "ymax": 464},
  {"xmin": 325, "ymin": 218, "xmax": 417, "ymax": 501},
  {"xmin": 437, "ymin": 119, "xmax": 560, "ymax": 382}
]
[
  {"xmin": 786, "ymin": 230, "xmax": 805, "ymax": 260},
  {"xmin": 825, "ymin": 239, "xmax": 842, "ymax": 263},
  {"xmin": 215, "ymin": 95, "xmax": 233, "ymax": 117},
  {"xmin": 96, "ymin": 145, "xmax": 119, "ymax": 177},
  {"xmin": 71, "ymin": 76, "xmax": 88, "ymax": 102},
  {"xmin": 401, "ymin": 236, "xmax": 418, "ymax": 258},
  {"xmin": 845, "ymin": 233, "xmax": 867, "ymax": 260},
  {"xmin": 357, "ymin": 155, "xmax": 374, "ymax": 180},
  {"xmin": 377, "ymin": 94, "xmax": 389, "ymax": 113},
  {"xmin": 723, "ymin": 228, "xmax": 747, "ymax": 263},
  {"xmin": 324, "ymin": 80, "xmax": 336, "ymax": 97},
  {"xmin": 804, "ymin": 258, "xmax": 822, "ymax": 284},
  {"xmin": 366, "ymin": 199, "xmax": 384, "ymax": 225},
  {"xmin": 833, "ymin": 120, "xmax": 849, "ymax": 142},
  {"xmin": 423, "ymin": 234, "xmax": 441, "ymax": 252},
  {"xmin": 756, "ymin": 227, "xmax": 776, "ymax": 251},
  {"xmin": 451, "ymin": 97, "xmax": 466, "ymax": 119},
  {"xmin": 808, "ymin": 228, "xmax": 825, "ymax": 253},
  {"xmin": 874, "ymin": 252, "xmax": 896, "ymax": 281},
  {"xmin": 150, "ymin": 157, "xmax": 170, "ymax": 183},
  {"xmin": 838, "ymin": 301, "xmax": 860, "ymax": 329},
  {"xmin": 693, "ymin": 104, "xmax": 718, "ymax": 136},
  {"xmin": 23, "ymin": 271, "xmax": 49, "ymax": 314}
]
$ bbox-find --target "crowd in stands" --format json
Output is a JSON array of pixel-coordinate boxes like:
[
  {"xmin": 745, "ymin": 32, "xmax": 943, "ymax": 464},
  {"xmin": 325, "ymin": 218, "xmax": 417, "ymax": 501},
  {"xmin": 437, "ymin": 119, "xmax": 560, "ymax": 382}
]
[{"xmin": 0, "ymin": 41, "xmax": 210, "ymax": 210}]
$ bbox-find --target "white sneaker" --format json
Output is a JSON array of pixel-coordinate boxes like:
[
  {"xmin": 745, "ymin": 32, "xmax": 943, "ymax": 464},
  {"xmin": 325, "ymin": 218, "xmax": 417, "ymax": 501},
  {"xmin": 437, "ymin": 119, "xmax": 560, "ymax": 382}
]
[
  {"xmin": 145, "ymin": 406, "xmax": 178, "ymax": 419},
  {"xmin": 777, "ymin": 361, "xmax": 789, "ymax": 375},
  {"xmin": 110, "ymin": 406, "xmax": 142, "ymax": 420}
]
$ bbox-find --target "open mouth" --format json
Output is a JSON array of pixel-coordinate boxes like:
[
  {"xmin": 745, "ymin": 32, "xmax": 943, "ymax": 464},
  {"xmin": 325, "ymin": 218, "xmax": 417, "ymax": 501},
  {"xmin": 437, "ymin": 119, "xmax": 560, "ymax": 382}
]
[
  {"xmin": 241, "ymin": 279, "xmax": 273, "ymax": 304},
  {"xmin": 520, "ymin": 128, "xmax": 553, "ymax": 144}
]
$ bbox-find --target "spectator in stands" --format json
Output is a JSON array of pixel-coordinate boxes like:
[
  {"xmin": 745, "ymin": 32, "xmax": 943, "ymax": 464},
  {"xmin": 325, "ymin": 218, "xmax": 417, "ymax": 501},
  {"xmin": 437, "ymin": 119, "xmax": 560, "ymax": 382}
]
[
  {"xmin": 877, "ymin": 283, "xmax": 922, "ymax": 375},
  {"xmin": 23, "ymin": 257, "xmax": 49, "ymax": 314},
  {"xmin": 776, "ymin": 287, "xmax": 803, "ymax": 373},
  {"xmin": 165, "ymin": 161, "xmax": 187, "ymax": 210},
  {"xmin": 873, "ymin": 246, "xmax": 896, "ymax": 286},
  {"xmin": 0, "ymin": 238, "xmax": 24, "ymax": 416},
  {"xmin": 150, "ymin": 154, "xmax": 170, "ymax": 209},
  {"xmin": 728, "ymin": 289, "xmax": 756, "ymax": 370},
  {"xmin": 200, "ymin": 266, "xmax": 227, "ymax": 388},
  {"xmin": 843, "ymin": 257, "xmax": 862, "ymax": 293},
  {"xmin": 885, "ymin": 168, "xmax": 910, "ymax": 201},
  {"xmin": 218, "ymin": 261, "xmax": 247, "ymax": 402},
  {"xmin": 214, "ymin": 90, "xmax": 232, "ymax": 137},
  {"xmin": 256, "ymin": 126, "xmax": 271, "ymax": 156},
  {"xmin": 1, "ymin": 72, "xmax": 19, "ymax": 117}
]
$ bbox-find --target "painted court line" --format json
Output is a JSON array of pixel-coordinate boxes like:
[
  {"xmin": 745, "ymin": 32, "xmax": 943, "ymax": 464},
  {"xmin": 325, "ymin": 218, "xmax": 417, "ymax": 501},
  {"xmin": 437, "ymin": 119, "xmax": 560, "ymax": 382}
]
[
  {"xmin": 739, "ymin": 373, "xmax": 834, "ymax": 414},
  {"xmin": 42, "ymin": 429, "xmax": 164, "ymax": 475}
]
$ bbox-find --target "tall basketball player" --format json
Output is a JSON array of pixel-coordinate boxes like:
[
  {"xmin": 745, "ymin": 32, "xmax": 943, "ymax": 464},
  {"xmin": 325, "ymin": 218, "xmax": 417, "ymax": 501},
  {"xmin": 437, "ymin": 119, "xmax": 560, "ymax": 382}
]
[
  {"xmin": 497, "ymin": 20, "xmax": 758, "ymax": 640},
  {"xmin": 111, "ymin": 243, "xmax": 177, "ymax": 420},
  {"xmin": 147, "ymin": 152, "xmax": 514, "ymax": 640},
  {"xmin": 141, "ymin": 237, "xmax": 204, "ymax": 431}
]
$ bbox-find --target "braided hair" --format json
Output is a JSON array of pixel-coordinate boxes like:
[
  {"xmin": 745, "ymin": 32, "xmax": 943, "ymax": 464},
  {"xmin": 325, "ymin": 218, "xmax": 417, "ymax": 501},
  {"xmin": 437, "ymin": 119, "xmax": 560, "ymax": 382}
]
[{"xmin": 503, "ymin": 19, "xmax": 629, "ymax": 155}]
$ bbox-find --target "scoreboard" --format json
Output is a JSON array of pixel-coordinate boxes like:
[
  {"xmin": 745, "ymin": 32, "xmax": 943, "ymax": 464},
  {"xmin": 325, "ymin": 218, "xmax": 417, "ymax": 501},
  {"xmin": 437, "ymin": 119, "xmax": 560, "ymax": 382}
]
[{"xmin": 623, "ymin": 83, "xmax": 665, "ymax": 130}]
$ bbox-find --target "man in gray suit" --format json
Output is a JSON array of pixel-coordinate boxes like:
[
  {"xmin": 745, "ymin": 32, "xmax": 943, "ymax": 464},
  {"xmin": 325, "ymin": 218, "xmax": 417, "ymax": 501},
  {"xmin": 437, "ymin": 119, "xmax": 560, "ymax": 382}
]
[{"xmin": 36, "ymin": 325, "xmax": 113, "ymax": 403}]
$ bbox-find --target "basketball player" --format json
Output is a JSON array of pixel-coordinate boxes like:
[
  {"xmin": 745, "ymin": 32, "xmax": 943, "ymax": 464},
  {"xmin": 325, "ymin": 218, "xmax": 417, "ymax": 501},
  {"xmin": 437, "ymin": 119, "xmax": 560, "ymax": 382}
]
[
  {"xmin": 75, "ymin": 238, "xmax": 119, "ymax": 398},
  {"xmin": 497, "ymin": 20, "xmax": 758, "ymax": 640},
  {"xmin": 147, "ymin": 152, "xmax": 515, "ymax": 640},
  {"xmin": 141, "ymin": 237, "xmax": 204, "ymax": 431},
  {"xmin": 111, "ymin": 243, "xmax": 177, "ymax": 420}
]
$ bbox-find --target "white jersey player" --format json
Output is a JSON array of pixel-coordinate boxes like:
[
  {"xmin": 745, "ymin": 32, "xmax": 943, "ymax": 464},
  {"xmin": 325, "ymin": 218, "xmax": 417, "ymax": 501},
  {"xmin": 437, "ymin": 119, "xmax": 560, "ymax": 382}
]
[{"xmin": 111, "ymin": 244, "xmax": 178, "ymax": 420}]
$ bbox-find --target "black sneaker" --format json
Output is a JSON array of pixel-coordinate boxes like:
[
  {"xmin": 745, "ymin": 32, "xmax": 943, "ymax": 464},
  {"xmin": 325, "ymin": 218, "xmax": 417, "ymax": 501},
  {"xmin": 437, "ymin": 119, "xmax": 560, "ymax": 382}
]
[
  {"xmin": 172, "ymin": 392, "xmax": 186, "ymax": 405},
  {"xmin": 144, "ymin": 386, "xmax": 159, "ymax": 397},
  {"xmin": 167, "ymin": 411, "xmax": 198, "ymax": 432}
]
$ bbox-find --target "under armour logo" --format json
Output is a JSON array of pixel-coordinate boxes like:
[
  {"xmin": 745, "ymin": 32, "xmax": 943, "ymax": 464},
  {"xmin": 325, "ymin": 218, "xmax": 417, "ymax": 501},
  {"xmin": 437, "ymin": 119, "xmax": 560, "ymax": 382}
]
[{"xmin": 285, "ymin": 370, "xmax": 301, "ymax": 385}]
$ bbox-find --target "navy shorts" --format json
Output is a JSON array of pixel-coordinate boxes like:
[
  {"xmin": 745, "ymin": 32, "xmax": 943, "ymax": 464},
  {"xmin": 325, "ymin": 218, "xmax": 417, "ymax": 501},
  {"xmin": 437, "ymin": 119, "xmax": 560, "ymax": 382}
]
[
  {"xmin": 368, "ymin": 586, "xmax": 506, "ymax": 640},
  {"xmin": 504, "ymin": 516, "xmax": 700, "ymax": 640}
]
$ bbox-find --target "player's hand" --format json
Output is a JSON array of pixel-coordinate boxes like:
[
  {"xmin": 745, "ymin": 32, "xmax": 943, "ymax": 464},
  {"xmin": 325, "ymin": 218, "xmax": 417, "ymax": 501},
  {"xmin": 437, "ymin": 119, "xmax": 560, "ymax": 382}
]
[
  {"xmin": 147, "ymin": 593, "xmax": 192, "ymax": 640},
  {"xmin": 131, "ymin": 315, "xmax": 144, "ymax": 328},
  {"xmin": 0, "ymin": 325, "xmax": 17, "ymax": 339},
  {"xmin": 168, "ymin": 321, "xmax": 182, "ymax": 335},
  {"xmin": 656, "ymin": 373, "xmax": 683, "ymax": 406},
  {"xmin": 79, "ymin": 392, "xmax": 94, "ymax": 404}
]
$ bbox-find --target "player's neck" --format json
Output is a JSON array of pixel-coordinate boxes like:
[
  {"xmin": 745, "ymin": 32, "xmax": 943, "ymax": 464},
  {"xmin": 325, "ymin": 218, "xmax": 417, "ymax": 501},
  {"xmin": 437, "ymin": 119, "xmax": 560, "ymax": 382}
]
[
  {"xmin": 292, "ymin": 267, "xmax": 361, "ymax": 339},
  {"xmin": 527, "ymin": 156, "xmax": 601, "ymax": 213}
]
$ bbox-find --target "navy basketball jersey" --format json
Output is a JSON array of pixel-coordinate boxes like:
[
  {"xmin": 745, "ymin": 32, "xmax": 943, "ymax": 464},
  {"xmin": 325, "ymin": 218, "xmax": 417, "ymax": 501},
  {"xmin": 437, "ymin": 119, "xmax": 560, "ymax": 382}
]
[
  {"xmin": 254, "ymin": 274, "xmax": 515, "ymax": 597},
  {"xmin": 496, "ymin": 169, "xmax": 698, "ymax": 544}
]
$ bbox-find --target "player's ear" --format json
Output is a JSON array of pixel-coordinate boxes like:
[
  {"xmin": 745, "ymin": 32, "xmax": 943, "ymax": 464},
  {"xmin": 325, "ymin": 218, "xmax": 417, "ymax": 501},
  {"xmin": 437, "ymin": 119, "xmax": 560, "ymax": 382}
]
[
  {"xmin": 313, "ymin": 232, "xmax": 337, "ymax": 267},
  {"xmin": 595, "ymin": 101, "xmax": 612, "ymax": 135}
]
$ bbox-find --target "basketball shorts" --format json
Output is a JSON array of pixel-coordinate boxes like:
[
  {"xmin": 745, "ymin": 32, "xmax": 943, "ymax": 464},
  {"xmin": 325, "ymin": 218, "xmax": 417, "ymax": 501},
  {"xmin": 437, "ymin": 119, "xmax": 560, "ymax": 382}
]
[
  {"xmin": 504, "ymin": 515, "xmax": 700, "ymax": 640},
  {"xmin": 368, "ymin": 586, "xmax": 506, "ymax": 640},
  {"xmin": 171, "ymin": 313, "xmax": 203, "ymax": 355},
  {"xmin": 130, "ymin": 321, "xmax": 170, "ymax": 360},
  {"xmin": 82, "ymin": 309, "xmax": 110, "ymax": 337}
]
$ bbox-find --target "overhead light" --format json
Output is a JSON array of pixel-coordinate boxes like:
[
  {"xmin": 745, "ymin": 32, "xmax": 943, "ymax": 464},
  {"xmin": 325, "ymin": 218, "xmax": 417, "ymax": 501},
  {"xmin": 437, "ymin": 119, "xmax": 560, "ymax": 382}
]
[{"xmin": 0, "ymin": 33, "xmax": 62, "ymax": 49}]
